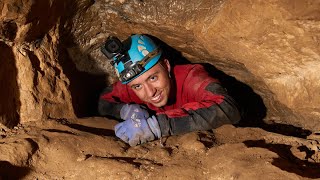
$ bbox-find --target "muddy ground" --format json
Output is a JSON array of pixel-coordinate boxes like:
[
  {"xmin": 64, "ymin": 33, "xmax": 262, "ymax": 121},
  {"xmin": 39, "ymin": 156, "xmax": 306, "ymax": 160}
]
[{"xmin": 0, "ymin": 117, "xmax": 319, "ymax": 179}]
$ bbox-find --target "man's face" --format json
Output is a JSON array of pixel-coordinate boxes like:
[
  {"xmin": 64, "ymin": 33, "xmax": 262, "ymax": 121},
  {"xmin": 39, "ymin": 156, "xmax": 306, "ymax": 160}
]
[{"xmin": 128, "ymin": 59, "xmax": 171, "ymax": 107}]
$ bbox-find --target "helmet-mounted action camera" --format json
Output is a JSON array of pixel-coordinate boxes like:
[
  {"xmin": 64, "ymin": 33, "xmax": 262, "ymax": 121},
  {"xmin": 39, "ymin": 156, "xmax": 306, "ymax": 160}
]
[{"xmin": 101, "ymin": 36, "xmax": 129, "ymax": 66}]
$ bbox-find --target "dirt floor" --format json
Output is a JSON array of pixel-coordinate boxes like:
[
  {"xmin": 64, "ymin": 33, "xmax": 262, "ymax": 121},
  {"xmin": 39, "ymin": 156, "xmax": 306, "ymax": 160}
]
[{"xmin": 0, "ymin": 117, "xmax": 319, "ymax": 180}]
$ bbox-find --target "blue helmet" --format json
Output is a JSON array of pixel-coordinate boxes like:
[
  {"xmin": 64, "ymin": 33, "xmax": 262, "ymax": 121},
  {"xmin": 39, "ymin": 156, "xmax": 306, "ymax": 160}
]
[{"xmin": 113, "ymin": 34, "xmax": 162, "ymax": 84}]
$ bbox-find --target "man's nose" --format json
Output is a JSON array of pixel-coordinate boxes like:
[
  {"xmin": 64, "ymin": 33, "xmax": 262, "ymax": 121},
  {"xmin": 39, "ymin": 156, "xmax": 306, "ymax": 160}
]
[{"xmin": 145, "ymin": 83, "xmax": 156, "ymax": 97}]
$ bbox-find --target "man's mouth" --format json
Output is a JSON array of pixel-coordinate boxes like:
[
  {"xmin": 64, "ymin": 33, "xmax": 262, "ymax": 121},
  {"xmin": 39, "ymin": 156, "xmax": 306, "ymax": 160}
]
[{"xmin": 151, "ymin": 91, "xmax": 162, "ymax": 103}]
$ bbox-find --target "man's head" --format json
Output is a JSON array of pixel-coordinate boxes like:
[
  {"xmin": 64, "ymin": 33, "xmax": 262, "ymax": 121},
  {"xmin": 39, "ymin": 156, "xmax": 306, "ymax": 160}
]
[{"xmin": 101, "ymin": 34, "xmax": 172, "ymax": 107}]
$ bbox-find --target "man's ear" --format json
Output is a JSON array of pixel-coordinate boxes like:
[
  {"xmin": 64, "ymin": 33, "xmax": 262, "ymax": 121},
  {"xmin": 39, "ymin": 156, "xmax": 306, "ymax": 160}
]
[{"xmin": 163, "ymin": 59, "xmax": 171, "ymax": 73}]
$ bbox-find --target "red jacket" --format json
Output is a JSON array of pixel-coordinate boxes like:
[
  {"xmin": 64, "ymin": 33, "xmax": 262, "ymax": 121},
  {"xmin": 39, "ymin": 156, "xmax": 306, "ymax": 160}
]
[{"xmin": 99, "ymin": 64, "xmax": 240, "ymax": 136}]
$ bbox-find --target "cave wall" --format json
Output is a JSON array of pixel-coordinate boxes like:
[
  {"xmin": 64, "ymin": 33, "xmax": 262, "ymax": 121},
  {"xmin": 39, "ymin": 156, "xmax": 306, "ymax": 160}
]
[
  {"xmin": 0, "ymin": 0, "xmax": 319, "ymax": 130},
  {"xmin": 0, "ymin": 0, "xmax": 76, "ymax": 126},
  {"xmin": 197, "ymin": 0, "xmax": 320, "ymax": 129}
]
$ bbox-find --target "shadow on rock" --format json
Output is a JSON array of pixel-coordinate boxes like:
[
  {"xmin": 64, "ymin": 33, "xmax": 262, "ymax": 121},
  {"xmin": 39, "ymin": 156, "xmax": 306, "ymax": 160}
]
[
  {"xmin": 57, "ymin": 44, "xmax": 107, "ymax": 118},
  {"xmin": 202, "ymin": 63, "xmax": 313, "ymax": 139},
  {"xmin": 84, "ymin": 155, "xmax": 164, "ymax": 168},
  {"xmin": 0, "ymin": 161, "xmax": 31, "ymax": 179},
  {"xmin": 244, "ymin": 140, "xmax": 320, "ymax": 179},
  {"xmin": 43, "ymin": 129, "xmax": 77, "ymax": 135},
  {"xmin": 258, "ymin": 123, "xmax": 312, "ymax": 138},
  {"xmin": 65, "ymin": 123, "xmax": 114, "ymax": 137},
  {"xmin": 0, "ymin": 42, "xmax": 20, "ymax": 128}
]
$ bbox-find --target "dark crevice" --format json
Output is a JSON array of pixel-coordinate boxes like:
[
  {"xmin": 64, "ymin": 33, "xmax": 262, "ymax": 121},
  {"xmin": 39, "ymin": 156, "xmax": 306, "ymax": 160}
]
[
  {"xmin": 197, "ymin": 131, "xmax": 218, "ymax": 148},
  {"xmin": 65, "ymin": 123, "xmax": 114, "ymax": 136},
  {"xmin": 258, "ymin": 122, "xmax": 312, "ymax": 138},
  {"xmin": 25, "ymin": 138, "xmax": 40, "ymax": 166},
  {"xmin": 85, "ymin": 155, "xmax": 164, "ymax": 168},
  {"xmin": 56, "ymin": 46, "xmax": 107, "ymax": 117},
  {"xmin": 25, "ymin": 138, "xmax": 39, "ymax": 155},
  {"xmin": 0, "ymin": 20, "xmax": 18, "ymax": 41},
  {"xmin": 244, "ymin": 140, "xmax": 320, "ymax": 178},
  {"xmin": 43, "ymin": 129, "xmax": 77, "ymax": 135},
  {"xmin": 25, "ymin": 0, "xmax": 66, "ymax": 42},
  {"xmin": 108, "ymin": 157, "xmax": 164, "ymax": 167},
  {"xmin": 0, "ymin": 42, "xmax": 20, "ymax": 128},
  {"xmin": 0, "ymin": 161, "xmax": 31, "ymax": 179}
]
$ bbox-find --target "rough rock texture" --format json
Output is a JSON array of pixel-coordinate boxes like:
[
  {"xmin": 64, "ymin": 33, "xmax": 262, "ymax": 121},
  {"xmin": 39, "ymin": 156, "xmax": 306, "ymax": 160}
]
[
  {"xmin": 1, "ymin": 0, "xmax": 319, "ymax": 130},
  {"xmin": 0, "ymin": 117, "xmax": 319, "ymax": 179},
  {"xmin": 1, "ymin": 0, "xmax": 320, "ymax": 179},
  {"xmin": 1, "ymin": 0, "xmax": 76, "ymax": 125}
]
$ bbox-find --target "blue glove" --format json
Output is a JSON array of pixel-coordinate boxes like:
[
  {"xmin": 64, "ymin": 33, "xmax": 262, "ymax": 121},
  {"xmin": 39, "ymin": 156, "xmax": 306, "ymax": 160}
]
[
  {"xmin": 115, "ymin": 115, "xmax": 161, "ymax": 146},
  {"xmin": 120, "ymin": 104, "xmax": 149, "ymax": 121}
]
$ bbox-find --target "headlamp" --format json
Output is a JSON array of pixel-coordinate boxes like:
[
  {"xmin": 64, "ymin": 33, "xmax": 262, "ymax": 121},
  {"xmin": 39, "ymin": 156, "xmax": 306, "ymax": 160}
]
[{"xmin": 120, "ymin": 64, "xmax": 145, "ymax": 82}]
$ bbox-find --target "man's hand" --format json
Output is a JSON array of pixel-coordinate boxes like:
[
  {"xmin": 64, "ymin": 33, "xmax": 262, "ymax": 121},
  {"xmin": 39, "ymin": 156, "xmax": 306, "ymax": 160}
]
[
  {"xmin": 114, "ymin": 116, "xmax": 161, "ymax": 146},
  {"xmin": 120, "ymin": 104, "xmax": 149, "ymax": 120}
]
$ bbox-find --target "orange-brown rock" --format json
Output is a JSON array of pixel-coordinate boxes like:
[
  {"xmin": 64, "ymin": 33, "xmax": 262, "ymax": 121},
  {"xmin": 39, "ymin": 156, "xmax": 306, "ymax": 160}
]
[{"xmin": 0, "ymin": 0, "xmax": 319, "ymax": 131}]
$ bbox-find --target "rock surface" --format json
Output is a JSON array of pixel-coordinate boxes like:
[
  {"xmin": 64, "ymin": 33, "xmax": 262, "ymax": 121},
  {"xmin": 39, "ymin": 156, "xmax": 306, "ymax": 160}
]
[
  {"xmin": 1, "ymin": 0, "xmax": 320, "ymax": 130},
  {"xmin": 1, "ymin": 0, "xmax": 320, "ymax": 179},
  {"xmin": 0, "ymin": 117, "xmax": 319, "ymax": 179}
]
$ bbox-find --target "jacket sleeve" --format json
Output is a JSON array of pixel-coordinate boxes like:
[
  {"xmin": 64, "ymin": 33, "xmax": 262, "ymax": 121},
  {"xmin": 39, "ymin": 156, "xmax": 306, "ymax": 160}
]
[
  {"xmin": 98, "ymin": 86, "xmax": 123, "ymax": 120},
  {"xmin": 156, "ymin": 73, "xmax": 241, "ymax": 137},
  {"xmin": 98, "ymin": 81, "xmax": 135, "ymax": 120}
]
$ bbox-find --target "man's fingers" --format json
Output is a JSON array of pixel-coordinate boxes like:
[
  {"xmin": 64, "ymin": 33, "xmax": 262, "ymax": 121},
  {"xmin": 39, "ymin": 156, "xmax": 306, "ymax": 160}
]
[
  {"xmin": 115, "ymin": 123, "xmax": 129, "ymax": 143},
  {"xmin": 114, "ymin": 123, "xmax": 122, "ymax": 131}
]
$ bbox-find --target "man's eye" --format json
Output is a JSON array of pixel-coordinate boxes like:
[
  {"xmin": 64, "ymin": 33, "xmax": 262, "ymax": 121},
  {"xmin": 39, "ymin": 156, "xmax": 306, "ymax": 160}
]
[
  {"xmin": 150, "ymin": 76, "xmax": 158, "ymax": 81},
  {"xmin": 133, "ymin": 85, "xmax": 142, "ymax": 90}
]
